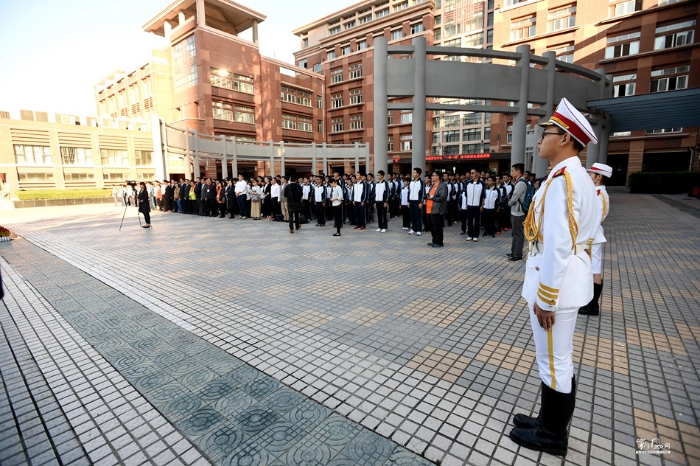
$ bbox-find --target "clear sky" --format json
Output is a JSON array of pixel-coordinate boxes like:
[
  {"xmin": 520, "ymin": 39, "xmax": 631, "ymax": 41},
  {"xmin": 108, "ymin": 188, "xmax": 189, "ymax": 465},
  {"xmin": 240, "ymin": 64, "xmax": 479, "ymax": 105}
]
[{"xmin": 0, "ymin": 0, "xmax": 353, "ymax": 117}]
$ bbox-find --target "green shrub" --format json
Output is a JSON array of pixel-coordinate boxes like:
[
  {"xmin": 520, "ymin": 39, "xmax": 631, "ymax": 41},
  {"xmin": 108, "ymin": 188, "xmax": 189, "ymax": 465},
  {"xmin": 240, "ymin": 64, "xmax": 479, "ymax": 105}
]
[
  {"xmin": 628, "ymin": 171, "xmax": 700, "ymax": 194},
  {"xmin": 16, "ymin": 189, "xmax": 112, "ymax": 200}
]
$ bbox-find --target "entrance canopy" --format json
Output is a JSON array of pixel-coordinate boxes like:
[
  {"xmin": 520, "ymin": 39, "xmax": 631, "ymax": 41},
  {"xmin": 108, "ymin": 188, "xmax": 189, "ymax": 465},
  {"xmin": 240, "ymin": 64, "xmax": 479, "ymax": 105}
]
[{"xmin": 588, "ymin": 88, "xmax": 700, "ymax": 133}]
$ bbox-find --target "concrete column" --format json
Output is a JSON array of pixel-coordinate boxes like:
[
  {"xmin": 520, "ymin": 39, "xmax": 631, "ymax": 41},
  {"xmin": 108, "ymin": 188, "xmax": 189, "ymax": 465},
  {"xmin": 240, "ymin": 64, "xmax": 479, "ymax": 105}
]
[
  {"xmin": 280, "ymin": 141, "xmax": 285, "ymax": 176},
  {"xmin": 178, "ymin": 11, "xmax": 186, "ymax": 25},
  {"xmin": 355, "ymin": 146, "xmax": 360, "ymax": 174},
  {"xmin": 511, "ymin": 44, "xmax": 531, "ymax": 167},
  {"xmin": 193, "ymin": 129, "xmax": 200, "ymax": 178},
  {"xmin": 269, "ymin": 140, "xmax": 275, "ymax": 177},
  {"xmin": 196, "ymin": 0, "xmax": 205, "ymax": 27},
  {"xmin": 412, "ymin": 37, "xmax": 427, "ymax": 173},
  {"xmin": 323, "ymin": 144, "xmax": 328, "ymax": 175},
  {"xmin": 184, "ymin": 128, "xmax": 192, "ymax": 179},
  {"xmin": 231, "ymin": 137, "xmax": 238, "ymax": 178},
  {"xmin": 586, "ymin": 118, "xmax": 601, "ymax": 168},
  {"xmin": 252, "ymin": 20, "xmax": 259, "ymax": 44},
  {"xmin": 598, "ymin": 115, "xmax": 611, "ymax": 165},
  {"xmin": 374, "ymin": 36, "xmax": 389, "ymax": 176},
  {"xmin": 164, "ymin": 21, "xmax": 172, "ymax": 39},
  {"xmin": 151, "ymin": 115, "xmax": 167, "ymax": 181},
  {"xmin": 534, "ymin": 51, "xmax": 556, "ymax": 178},
  {"xmin": 221, "ymin": 135, "xmax": 228, "ymax": 179},
  {"xmin": 312, "ymin": 142, "xmax": 317, "ymax": 174}
]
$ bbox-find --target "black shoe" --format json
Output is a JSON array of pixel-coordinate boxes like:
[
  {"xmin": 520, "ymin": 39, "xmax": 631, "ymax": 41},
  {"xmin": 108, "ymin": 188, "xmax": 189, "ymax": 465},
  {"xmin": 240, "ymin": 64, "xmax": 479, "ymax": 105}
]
[
  {"xmin": 506, "ymin": 253, "xmax": 513, "ymax": 258},
  {"xmin": 434, "ymin": 244, "xmax": 444, "ymax": 248},
  {"xmin": 427, "ymin": 242, "xmax": 434, "ymax": 247},
  {"xmin": 508, "ymin": 256, "xmax": 523, "ymax": 262},
  {"xmin": 333, "ymin": 233, "xmax": 341, "ymax": 237},
  {"xmin": 578, "ymin": 304, "xmax": 600, "ymax": 316},
  {"xmin": 142, "ymin": 225, "xmax": 151, "ymax": 229},
  {"xmin": 290, "ymin": 230, "xmax": 294, "ymax": 234},
  {"xmin": 513, "ymin": 413, "xmax": 539, "ymax": 429}
]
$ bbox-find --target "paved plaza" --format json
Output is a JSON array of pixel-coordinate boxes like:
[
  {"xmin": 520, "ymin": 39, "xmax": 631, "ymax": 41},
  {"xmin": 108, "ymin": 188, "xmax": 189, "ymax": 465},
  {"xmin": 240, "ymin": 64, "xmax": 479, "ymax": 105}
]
[{"xmin": 1, "ymin": 193, "xmax": 699, "ymax": 466}]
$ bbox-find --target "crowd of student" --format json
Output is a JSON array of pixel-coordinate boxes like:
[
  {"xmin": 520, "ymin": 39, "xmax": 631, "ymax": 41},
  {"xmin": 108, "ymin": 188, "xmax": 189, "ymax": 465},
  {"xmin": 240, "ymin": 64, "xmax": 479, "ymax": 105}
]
[{"xmin": 117, "ymin": 165, "xmax": 542, "ymax": 253}]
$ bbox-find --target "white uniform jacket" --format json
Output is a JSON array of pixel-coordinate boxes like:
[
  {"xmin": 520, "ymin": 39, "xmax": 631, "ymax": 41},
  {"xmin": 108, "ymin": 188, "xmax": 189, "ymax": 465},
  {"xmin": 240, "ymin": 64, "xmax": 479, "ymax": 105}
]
[
  {"xmin": 522, "ymin": 156, "xmax": 598, "ymax": 312},
  {"xmin": 592, "ymin": 185, "xmax": 609, "ymax": 245}
]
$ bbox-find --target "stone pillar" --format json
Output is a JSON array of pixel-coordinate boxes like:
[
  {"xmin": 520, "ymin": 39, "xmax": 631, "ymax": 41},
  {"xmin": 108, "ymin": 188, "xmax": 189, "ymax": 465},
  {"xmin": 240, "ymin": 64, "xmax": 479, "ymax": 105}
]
[
  {"xmin": 312, "ymin": 143, "xmax": 317, "ymax": 174},
  {"xmin": 598, "ymin": 115, "xmax": 611, "ymax": 165},
  {"xmin": 252, "ymin": 20, "xmax": 259, "ymax": 44},
  {"xmin": 231, "ymin": 137, "xmax": 238, "ymax": 178},
  {"xmin": 196, "ymin": 0, "xmax": 205, "ymax": 27},
  {"xmin": 164, "ymin": 21, "xmax": 172, "ymax": 39},
  {"xmin": 412, "ymin": 37, "xmax": 427, "ymax": 173},
  {"xmin": 221, "ymin": 135, "xmax": 228, "ymax": 179},
  {"xmin": 511, "ymin": 44, "xmax": 531, "ymax": 167},
  {"xmin": 280, "ymin": 141, "xmax": 285, "ymax": 176},
  {"xmin": 374, "ymin": 37, "xmax": 389, "ymax": 176},
  {"xmin": 152, "ymin": 115, "xmax": 167, "ymax": 181},
  {"xmin": 178, "ymin": 11, "xmax": 186, "ymax": 25},
  {"xmin": 269, "ymin": 141, "xmax": 275, "ymax": 177},
  {"xmin": 534, "ymin": 51, "xmax": 556, "ymax": 178},
  {"xmin": 193, "ymin": 129, "xmax": 200, "ymax": 178}
]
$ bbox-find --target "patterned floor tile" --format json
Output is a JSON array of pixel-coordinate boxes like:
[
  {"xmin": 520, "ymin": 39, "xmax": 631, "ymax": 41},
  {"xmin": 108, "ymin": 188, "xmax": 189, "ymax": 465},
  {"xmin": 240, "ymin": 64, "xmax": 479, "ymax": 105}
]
[
  {"xmin": 406, "ymin": 345, "xmax": 472, "ymax": 383},
  {"xmin": 394, "ymin": 299, "xmax": 467, "ymax": 328}
]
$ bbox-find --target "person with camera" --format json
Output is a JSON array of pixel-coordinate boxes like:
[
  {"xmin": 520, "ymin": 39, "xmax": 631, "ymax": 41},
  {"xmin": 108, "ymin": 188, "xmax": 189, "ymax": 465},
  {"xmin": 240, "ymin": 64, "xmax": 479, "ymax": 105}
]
[{"xmin": 137, "ymin": 182, "xmax": 151, "ymax": 229}]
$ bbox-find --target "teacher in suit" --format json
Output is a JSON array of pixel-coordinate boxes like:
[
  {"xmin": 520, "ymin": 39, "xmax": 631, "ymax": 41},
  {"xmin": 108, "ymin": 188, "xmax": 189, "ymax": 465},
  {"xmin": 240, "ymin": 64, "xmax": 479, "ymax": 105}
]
[
  {"xmin": 425, "ymin": 171, "xmax": 447, "ymax": 248},
  {"xmin": 137, "ymin": 182, "xmax": 152, "ymax": 229}
]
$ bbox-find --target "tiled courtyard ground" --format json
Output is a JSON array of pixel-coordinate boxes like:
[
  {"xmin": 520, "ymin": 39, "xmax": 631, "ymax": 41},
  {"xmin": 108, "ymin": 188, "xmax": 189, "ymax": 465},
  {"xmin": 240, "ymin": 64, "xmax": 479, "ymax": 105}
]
[{"xmin": 1, "ymin": 193, "xmax": 699, "ymax": 466}]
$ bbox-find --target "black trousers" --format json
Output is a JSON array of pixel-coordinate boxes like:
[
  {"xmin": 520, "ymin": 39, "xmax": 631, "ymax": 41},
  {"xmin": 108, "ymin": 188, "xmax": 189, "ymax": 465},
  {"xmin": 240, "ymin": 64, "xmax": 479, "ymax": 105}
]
[
  {"xmin": 315, "ymin": 202, "xmax": 326, "ymax": 225},
  {"xmin": 459, "ymin": 209, "xmax": 468, "ymax": 233},
  {"xmin": 271, "ymin": 198, "xmax": 280, "ymax": 217},
  {"xmin": 409, "ymin": 200, "xmax": 422, "ymax": 232},
  {"xmin": 511, "ymin": 214, "xmax": 525, "ymax": 258},
  {"xmin": 346, "ymin": 202, "xmax": 354, "ymax": 224},
  {"xmin": 482, "ymin": 208, "xmax": 496, "ymax": 235},
  {"xmin": 303, "ymin": 200, "xmax": 311, "ymax": 220},
  {"xmin": 207, "ymin": 199, "xmax": 218, "ymax": 216},
  {"xmin": 428, "ymin": 213, "xmax": 443, "ymax": 246},
  {"xmin": 401, "ymin": 205, "xmax": 410, "ymax": 228},
  {"xmin": 289, "ymin": 212, "xmax": 300, "ymax": 230},
  {"xmin": 467, "ymin": 205, "xmax": 481, "ymax": 238},
  {"xmin": 366, "ymin": 201, "xmax": 374, "ymax": 223},
  {"xmin": 142, "ymin": 211, "xmax": 151, "ymax": 224},
  {"xmin": 333, "ymin": 205, "xmax": 343, "ymax": 233},
  {"xmin": 376, "ymin": 202, "xmax": 387, "ymax": 229},
  {"xmin": 354, "ymin": 202, "xmax": 365, "ymax": 227}
]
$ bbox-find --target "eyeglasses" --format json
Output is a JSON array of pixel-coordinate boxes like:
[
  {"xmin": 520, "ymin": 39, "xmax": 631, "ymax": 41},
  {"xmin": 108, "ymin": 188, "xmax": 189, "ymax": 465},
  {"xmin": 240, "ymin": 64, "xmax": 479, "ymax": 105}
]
[{"xmin": 539, "ymin": 131, "xmax": 564, "ymax": 141}]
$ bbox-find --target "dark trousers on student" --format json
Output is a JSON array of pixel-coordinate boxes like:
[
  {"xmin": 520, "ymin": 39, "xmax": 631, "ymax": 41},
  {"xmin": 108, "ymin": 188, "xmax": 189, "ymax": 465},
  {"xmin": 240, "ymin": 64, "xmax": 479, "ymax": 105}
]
[
  {"xmin": 409, "ymin": 200, "xmax": 421, "ymax": 232},
  {"xmin": 354, "ymin": 202, "xmax": 365, "ymax": 227},
  {"xmin": 236, "ymin": 195, "xmax": 247, "ymax": 217},
  {"xmin": 511, "ymin": 214, "xmax": 525, "ymax": 258},
  {"xmin": 428, "ymin": 213, "xmax": 444, "ymax": 246},
  {"xmin": 315, "ymin": 202, "xmax": 326, "ymax": 225},
  {"xmin": 303, "ymin": 200, "xmax": 311, "ymax": 220},
  {"xmin": 376, "ymin": 202, "xmax": 387, "ymax": 230},
  {"xmin": 401, "ymin": 205, "xmax": 410, "ymax": 228},
  {"xmin": 482, "ymin": 208, "xmax": 496, "ymax": 236},
  {"xmin": 459, "ymin": 209, "xmax": 468, "ymax": 233},
  {"xmin": 289, "ymin": 212, "xmax": 300, "ymax": 231},
  {"xmin": 467, "ymin": 205, "xmax": 481, "ymax": 238},
  {"xmin": 346, "ymin": 202, "xmax": 354, "ymax": 224},
  {"xmin": 333, "ymin": 205, "xmax": 343, "ymax": 233}
]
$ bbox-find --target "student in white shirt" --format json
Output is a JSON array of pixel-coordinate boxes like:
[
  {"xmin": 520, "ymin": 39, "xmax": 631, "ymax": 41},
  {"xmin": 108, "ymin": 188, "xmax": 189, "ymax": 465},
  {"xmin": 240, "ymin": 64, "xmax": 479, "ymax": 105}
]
[
  {"xmin": 482, "ymin": 176, "xmax": 500, "ymax": 238},
  {"xmin": 464, "ymin": 169, "xmax": 486, "ymax": 242},
  {"xmin": 400, "ymin": 178, "xmax": 410, "ymax": 230},
  {"xmin": 234, "ymin": 175, "xmax": 249, "ymax": 218},
  {"xmin": 408, "ymin": 168, "xmax": 424, "ymax": 236},
  {"xmin": 270, "ymin": 177, "xmax": 281, "ymax": 221},
  {"xmin": 374, "ymin": 170, "xmax": 390, "ymax": 232},
  {"xmin": 329, "ymin": 178, "xmax": 344, "ymax": 236}
]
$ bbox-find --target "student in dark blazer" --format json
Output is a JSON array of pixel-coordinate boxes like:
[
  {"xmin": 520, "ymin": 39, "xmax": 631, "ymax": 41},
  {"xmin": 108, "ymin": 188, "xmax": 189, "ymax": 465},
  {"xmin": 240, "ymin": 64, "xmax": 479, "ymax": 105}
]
[
  {"xmin": 284, "ymin": 175, "xmax": 304, "ymax": 233},
  {"xmin": 137, "ymin": 182, "xmax": 151, "ymax": 228}
]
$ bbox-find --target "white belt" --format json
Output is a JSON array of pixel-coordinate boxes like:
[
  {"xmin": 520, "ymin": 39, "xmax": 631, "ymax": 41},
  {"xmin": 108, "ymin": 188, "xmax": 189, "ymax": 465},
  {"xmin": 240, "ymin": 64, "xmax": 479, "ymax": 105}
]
[{"xmin": 528, "ymin": 240, "xmax": 592, "ymax": 256}]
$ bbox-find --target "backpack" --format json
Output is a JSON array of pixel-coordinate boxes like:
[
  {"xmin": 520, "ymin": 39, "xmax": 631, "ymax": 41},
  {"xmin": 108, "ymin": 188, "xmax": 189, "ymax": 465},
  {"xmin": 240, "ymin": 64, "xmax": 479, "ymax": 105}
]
[{"xmin": 518, "ymin": 179, "xmax": 535, "ymax": 213}]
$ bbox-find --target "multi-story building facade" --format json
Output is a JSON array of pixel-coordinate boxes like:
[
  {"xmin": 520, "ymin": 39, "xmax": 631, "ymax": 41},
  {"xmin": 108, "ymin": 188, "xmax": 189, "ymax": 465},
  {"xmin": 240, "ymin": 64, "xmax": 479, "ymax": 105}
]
[
  {"xmin": 95, "ymin": 0, "xmax": 326, "ymax": 178},
  {"xmin": 0, "ymin": 110, "xmax": 156, "ymax": 191},
  {"xmin": 293, "ymin": 0, "xmax": 501, "ymax": 174},
  {"xmin": 492, "ymin": 0, "xmax": 699, "ymax": 185}
]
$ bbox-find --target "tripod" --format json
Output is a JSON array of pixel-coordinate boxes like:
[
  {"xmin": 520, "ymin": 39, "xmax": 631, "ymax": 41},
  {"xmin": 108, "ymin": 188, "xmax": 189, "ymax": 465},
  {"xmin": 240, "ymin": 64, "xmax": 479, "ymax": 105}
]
[{"xmin": 119, "ymin": 203, "xmax": 143, "ymax": 231}]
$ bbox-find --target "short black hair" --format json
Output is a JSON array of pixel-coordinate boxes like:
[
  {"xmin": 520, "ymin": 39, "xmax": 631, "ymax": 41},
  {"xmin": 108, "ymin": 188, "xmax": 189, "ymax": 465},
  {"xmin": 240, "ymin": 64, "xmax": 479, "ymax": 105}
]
[
  {"xmin": 413, "ymin": 167, "xmax": 422, "ymax": 175},
  {"xmin": 512, "ymin": 163, "xmax": 525, "ymax": 174},
  {"xmin": 378, "ymin": 170, "xmax": 385, "ymax": 176}
]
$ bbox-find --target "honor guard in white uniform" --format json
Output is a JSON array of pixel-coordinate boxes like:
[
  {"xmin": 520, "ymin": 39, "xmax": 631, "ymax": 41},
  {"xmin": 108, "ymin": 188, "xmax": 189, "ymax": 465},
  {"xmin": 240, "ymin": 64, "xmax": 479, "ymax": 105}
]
[
  {"xmin": 579, "ymin": 163, "xmax": 612, "ymax": 316},
  {"xmin": 509, "ymin": 98, "xmax": 599, "ymax": 457}
]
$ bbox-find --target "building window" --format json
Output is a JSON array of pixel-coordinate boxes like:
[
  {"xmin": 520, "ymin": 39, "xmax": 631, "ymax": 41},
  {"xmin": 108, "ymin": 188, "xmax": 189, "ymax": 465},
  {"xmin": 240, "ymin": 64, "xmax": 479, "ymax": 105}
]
[
  {"xmin": 281, "ymin": 86, "xmax": 312, "ymax": 106},
  {"xmin": 299, "ymin": 59, "xmax": 308, "ymax": 69},
  {"xmin": 444, "ymin": 38, "xmax": 461, "ymax": 47},
  {"xmin": 213, "ymin": 101, "xmax": 234, "ymax": 120},
  {"xmin": 103, "ymin": 172, "xmax": 126, "ymax": 181},
  {"xmin": 134, "ymin": 151, "xmax": 153, "ymax": 166},
  {"xmin": 547, "ymin": 6, "xmax": 576, "ymax": 32},
  {"xmin": 327, "ymin": 50, "xmax": 336, "ymax": 60},
  {"xmin": 303, "ymin": 38, "xmax": 309, "ymax": 48},
  {"xmin": 14, "ymin": 145, "xmax": 52, "ymax": 165},
  {"xmin": 646, "ymin": 127, "xmax": 682, "ymax": 134},
  {"xmin": 101, "ymin": 150, "xmax": 128, "ymax": 167},
  {"xmin": 345, "ymin": 20, "xmax": 356, "ymax": 29},
  {"xmin": 174, "ymin": 64, "xmax": 198, "ymax": 92},
  {"xmin": 443, "ymin": 130, "xmax": 460, "ymax": 143},
  {"xmin": 349, "ymin": 63, "xmax": 362, "ymax": 79},
  {"xmin": 63, "ymin": 172, "xmax": 94, "ymax": 182},
  {"xmin": 172, "ymin": 35, "xmax": 196, "ymax": 67},
  {"xmin": 332, "ymin": 93, "xmax": 343, "ymax": 108},
  {"xmin": 357, "ymin": 40, "xmax": 367, "ymax": 50},
  {"xmin": 391, "ymin": 29, "xmax": 403, "ymax": 40},
  {"xmin": 443, "ymin": 145, "xmax": 459, "ymax": 155},
  {"xmin": 465, "ymin": 11, "xmax": 483, "ymax": 32},
  {"xmin": 434, "ymin": 15, "xmax": 441, "ymax": 26},
  {"xmin": 444, "ymin": 0, "xmax": 455, "ymax": 12},
  {"xmin": 318, "ymin": 119, "xmax": 323, "ymax": 133},
  {"xmin": 394, "ymin": 1, "xmax": 408, "ymax": 12},
  {"xmin": 411, "ymin": 23, "xmax": 424, "ymax": 35},
  {"xmin": 329, "ymin": 26, "xmax": 341, "ymax": 35},
  {"xmin": 210, "ymin": 68, "xmax": 232, "ymax": 88},
  {"xmin": 609, "ymin": 0, "xmax": 639, "ymax": 18},
  {"xmin": 654, "ymin": 20, "xmax": 695, "ymax": 50},
  {"xmin": 400, "ymin": 135, "xmax": 412, "ymax": 151},
  {"xmin": 443, "ymin": 115, "xmax": 460, "ymax": 127},
  {"xmin": 432, "ymin": 117, "xmax": 440, "ymax": 128},
  {"xmin": 484, "ymin": 127, "xmax": 490, "ymax": 141},
  {"xmin": 282, "ymin": 114, "xmax": 297, "ymax": 130},
  {"xmin": 434, "ymin": 28, "xmax": 442, "ymax": 41},
  {"xmin": 444, "ymin": 19, "xmax": 459, "ymax": 36},
  {"xmin": 388, "ymin": 112, "xmax": 394, "ymax": 125},
  {"xmin": 658, "ymin": 0, "xmax": 682, "ymax": 4},
  {"xmin": 463, "ymin": 128, "xmax": 481, "ymax": 141},
  {"xmin": 376, "ymin": 8, "xmax": 389, "ymax": 19},
  {"xmin": 18, "ymin": 172, "xmax": 54, "ymax": 183},
  {"xmin": 317, "ymin": 96, "xmax": 323, "ymax": 109},
  {"xmin": 462, "ymin": 143, "xmax": 481, "ymax": 154},
  {"xmin": 510, "ymin": 16, "xmax": 536, "ymax": 41},
  {"xmin": 341, "ymin": 45, "xmax": 351, "ymax": 55},
  {"xmin": 650, "ymin": 66, "xmax": 689, "ymax": 92},
  {"xmin": 464, "ymin": 32, "xmax": 484, "ymax": 47},
  {"xmin": 331, "ymin": 68, "xmax": 343, "ymax": 83},
  {"xmin": 550, "ymin": 44, "xmax": 575, "ymax": 63},
  {"xmin": 613, "ymin": 74, "xmax": 637, "ymax": 97},
  {"xmin": 432, "ymin": 132, "xmax": 440, "ymax": 144},
  {"xmin": 487, "ymin": 29, "xmax": 493, "ymax": 44},
  {"xmin": 400, "ymin": 112, "xmax": 412, "ymax": 124},
  {"xmin": 349, "ymin": 89, "xmax": 363, "ymax": 104},
  {"xmin": 350, "ymin": 115, "xmax": 363, "ymax": 130},
  {"xmin": 605, "ymin": 31, "xmax": 640, "ymax": 58},
  {"xmin": 331, "ymin": 117, "xmax": 344, "ymax": 132},
  {"xmin": 506, "ymin": 133, "xmax": 513, "ymax": 144},
  {"xmin": 388, "ymin": 139, "xmax": 394, "ymax": 152},
  {"xmin": 359, "ymin": 14, "xmax": 372, "ymax": 24},
  {"xmin": 60, "ymin": 147, "xmax": 93, "ymax": 166},
  {"xmin": 463, "ymin": 113, "xmax": 481, "ymax": 125},
  {"xmin": 313, "ymin": 63, "xmax": 322, "ymax": 73},
  {"xmin": 487, "ymin": 12, "xmax": 494, "ymax": 27},
  {"xmin": 234, "ymin": 74, "xmax": 254, "ymax": 94},
  {"xmin": 235, "ymin": 106, "xmax": 255, "ymax": 124}
]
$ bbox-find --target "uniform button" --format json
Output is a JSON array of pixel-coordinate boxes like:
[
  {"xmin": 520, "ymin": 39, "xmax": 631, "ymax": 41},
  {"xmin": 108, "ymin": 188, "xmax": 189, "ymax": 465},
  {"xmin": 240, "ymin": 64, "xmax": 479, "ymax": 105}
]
[{"xmin": 535, "ymin": 267, "xmax": 540, "ymax": 271}]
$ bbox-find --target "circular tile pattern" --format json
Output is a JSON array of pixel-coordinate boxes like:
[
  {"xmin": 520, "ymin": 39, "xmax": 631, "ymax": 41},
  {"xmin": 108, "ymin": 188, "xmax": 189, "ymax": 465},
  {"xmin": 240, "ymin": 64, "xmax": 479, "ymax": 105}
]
[
  {"xmin": 197, "ymin": 425, "xmax": 245, "ymax": 459},
  {"xmin": 234, "ymin": 407, "xmax": 280, "ymax": 435},
  {"xmin": 284, "ymin": 440, "xmax": 333, "ymax": 466},
  {"xmin": 134, "ymin": 372, "xmax": 172, "ymax": 393},
  {"xmin": 221, "ymin": 443, "xmax": 271, "ymax": 466},
  {"xmin": 385, "ymin": 449, "xmax": 434, "ymax": 465},
  {"xmin": 120, "ymin": 362, "xmax": 158, "ymax": 381},
  {"xmin": 262, "ymin": 388, "xmax": 306, "ymax": 413},
  {"xmin": 342, "ymin": 430, "xmax": 395, "ymax": 464},
  {"xmin": 288, "ymin": 400, "xmax": 330, "ymax": 429},
  {"xmin": 131, "ymin": 335, "xmax": 163, "ymax": 351},
  {"xmin": 176, "ymin": 407, "xmax": 224, "ymax": 436},
  {"xmin": 226, "ymin": 365, "xmax": 260, "ymax": 388},
  {"xmin": 256, "ymin": 421, "xmax": 306, "ymax": 453},
  {"xmin": 313, "ymin": 415, "xmax": 362, "ymax": 448},
  {"xmin": 180, "ymin": 367, "xmax": 217, "ymax": 390},
  {"xmin": 198, "ymin": 378, "xmax": 235, "ymax": 401},
  {"xmin": 148, "ymin": 383, "xmax": 188, "ymax": 406},
  {"xmin": 109, "ymin": 350, "xmax": 146, "ymax": 370},
  {"xmin": 153, "ymin": 350, "xmax": 187, "ymax": 367},
  {"xmin": 164, "ymin": 358, "xmax": 201, "ymax": 378},
  {"xmin": 162, "ymin": 394, "xmax": 202, "ymax": 420},
  {"xmin": 213, "ymin": 390, "xmax": 254, "ymax": 417},
  {"xmin": 242, "ymin": 377, "xmax": 279, "ymax": 400}
]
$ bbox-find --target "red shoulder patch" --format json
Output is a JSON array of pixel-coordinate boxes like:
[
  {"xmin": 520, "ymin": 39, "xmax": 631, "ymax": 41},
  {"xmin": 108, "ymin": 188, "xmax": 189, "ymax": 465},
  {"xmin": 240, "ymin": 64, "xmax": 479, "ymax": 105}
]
[
  {"xmin": 597, "ymin": 188, "xmax": 601, "ymax": 195},
  {"xmin": 551, "ymin": 167, "xmax": 567, "ymax": 178}
]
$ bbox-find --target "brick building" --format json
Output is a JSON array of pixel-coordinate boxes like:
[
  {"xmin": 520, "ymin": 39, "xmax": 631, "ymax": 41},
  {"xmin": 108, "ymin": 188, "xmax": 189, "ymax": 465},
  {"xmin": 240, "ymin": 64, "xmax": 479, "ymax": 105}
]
[{"xmin": 492, "ymin": 0, "xmax": 700, "ymax": 185}]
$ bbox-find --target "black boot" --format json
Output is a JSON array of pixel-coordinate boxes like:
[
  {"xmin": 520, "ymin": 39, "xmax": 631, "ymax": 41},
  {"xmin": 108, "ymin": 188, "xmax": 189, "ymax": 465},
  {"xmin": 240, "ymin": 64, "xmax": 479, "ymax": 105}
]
[
  {"xmin": 509, "ymin": 377, "xmax": 576, "ymax": 457},
  {"xmin": 579, "ymin": 281, "xmax": 602, "ymax": 315}
]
